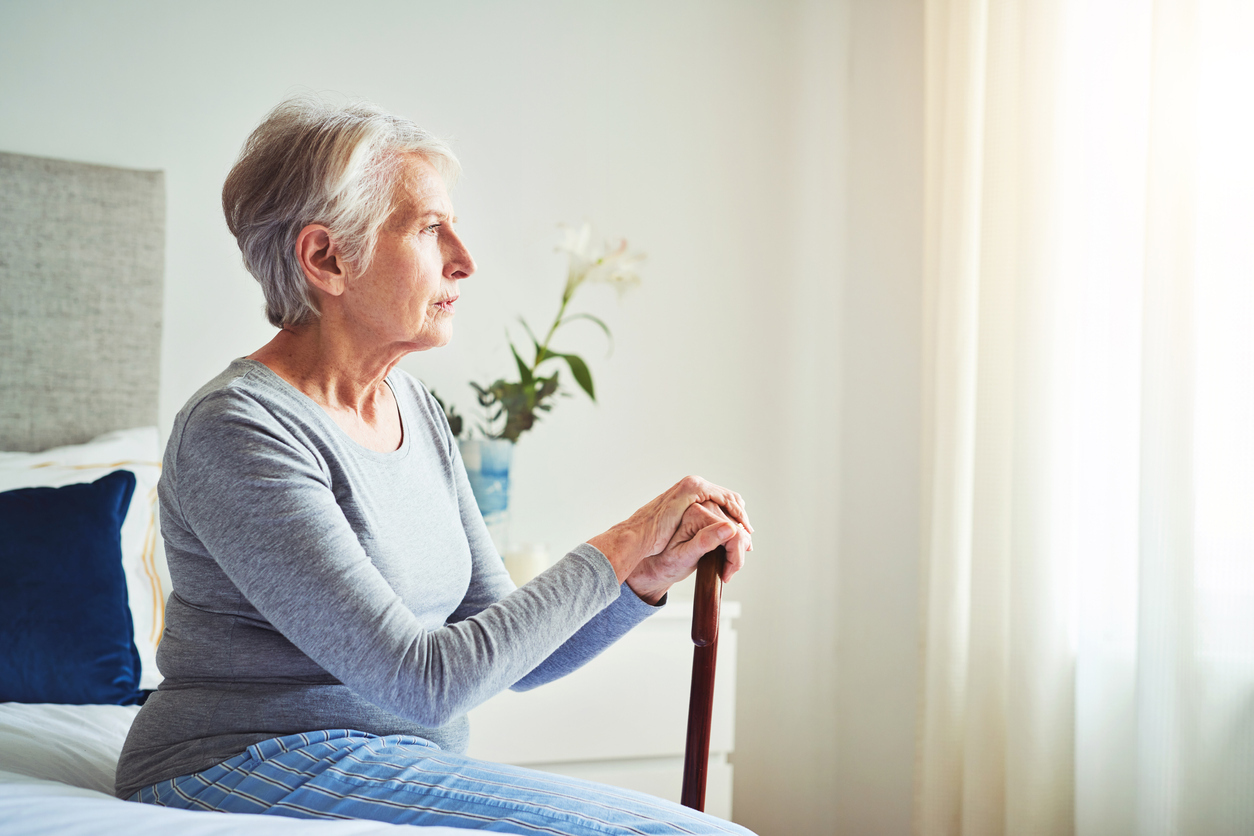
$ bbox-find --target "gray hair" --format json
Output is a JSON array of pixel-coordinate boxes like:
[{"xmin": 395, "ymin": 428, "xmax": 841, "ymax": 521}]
[{"xmin": 222, "ymin": 96, "xmax": 460, "ymax": 328}]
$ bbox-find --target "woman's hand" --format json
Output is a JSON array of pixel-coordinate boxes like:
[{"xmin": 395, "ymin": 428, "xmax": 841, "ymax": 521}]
[
  {"xmin": 625, "ymin": 501, "xmax": 753, "ymax": 604},
  {"xmin": 586, "ymin": 475, "xmax": 752, "ymax": 589}
]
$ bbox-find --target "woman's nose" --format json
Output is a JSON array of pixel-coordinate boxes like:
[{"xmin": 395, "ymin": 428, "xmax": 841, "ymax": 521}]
[{"xmin": 444, "ymin": 231, "xmax": 475, "ymax": 280}]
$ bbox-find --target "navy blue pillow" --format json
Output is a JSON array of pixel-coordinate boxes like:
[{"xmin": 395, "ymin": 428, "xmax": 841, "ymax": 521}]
[{"xmin": 0, "ymin": 469, "xmax": 143, "ymax": 704}]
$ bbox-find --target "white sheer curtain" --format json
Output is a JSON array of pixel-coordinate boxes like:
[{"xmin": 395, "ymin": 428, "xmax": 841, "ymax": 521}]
[{"xmin": 916, "ymin": 1, "xmax": 1254, "ymax": 835}]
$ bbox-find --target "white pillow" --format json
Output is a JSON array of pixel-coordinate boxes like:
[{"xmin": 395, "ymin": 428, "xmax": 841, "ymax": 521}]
[{"xmin": 0, "ymin": 428, "xmax": 168, "ymax": 690}]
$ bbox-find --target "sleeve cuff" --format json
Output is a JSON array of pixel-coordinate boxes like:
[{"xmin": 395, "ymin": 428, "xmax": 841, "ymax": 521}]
[
  {"xmin": 620, "ymin": 581, "xmax": 667, "ymax": 611},
  {"xmin": 576, "ymin": 542, "xmax": 668, "ymax": 612}
]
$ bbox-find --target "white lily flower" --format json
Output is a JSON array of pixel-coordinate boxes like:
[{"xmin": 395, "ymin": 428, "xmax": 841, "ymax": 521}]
[
  {"xmin": 585, "ymin": 239, "xmax": 644, "ymax": 296},
  {"xmin": 558, "ymin": 223, "xmax": 645, "ymax": 299},
  {"xmin": 558, "ymin": 222, "xmax": 594, "ymax": 257}
]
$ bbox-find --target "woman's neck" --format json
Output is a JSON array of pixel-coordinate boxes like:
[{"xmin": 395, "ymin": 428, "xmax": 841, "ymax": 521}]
[{"xmin": 247, "ymin": 325, "xmax": 406, "ymax": 452}]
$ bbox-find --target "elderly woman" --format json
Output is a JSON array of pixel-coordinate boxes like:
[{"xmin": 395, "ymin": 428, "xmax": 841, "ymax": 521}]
[{"xmin": 115, "ymin": 98, "xmax": 755, "ymax": 836}]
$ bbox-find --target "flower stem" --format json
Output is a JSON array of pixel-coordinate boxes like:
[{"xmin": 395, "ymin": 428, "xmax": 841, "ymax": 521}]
[{"xmin": 532, "ymin": 293, "xmax": 571, "ymax": 373}]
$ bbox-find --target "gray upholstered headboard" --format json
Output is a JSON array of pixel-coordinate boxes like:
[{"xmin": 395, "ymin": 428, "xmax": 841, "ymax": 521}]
[{"xmin": 0, "ymin": 151, "xmax": 165, "ymax": 452}]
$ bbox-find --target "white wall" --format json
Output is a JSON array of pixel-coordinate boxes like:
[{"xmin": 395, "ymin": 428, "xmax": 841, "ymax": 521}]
[
  {"xmin": 0, "ymin": 1, "xmax": 924, "ymax": 832},
  {"xmin": 733, "ymin": 3, "xmax": 924, "ymax": 833},
  {"xmin": 833, "ymin": 3, "xmax": 924, "ymax": 834}
]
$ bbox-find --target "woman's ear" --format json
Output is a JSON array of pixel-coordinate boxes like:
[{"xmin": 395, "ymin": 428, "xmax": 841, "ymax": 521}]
[{"xmin": 295, "ymin": 224, "xmax": 346, "ymax": 298}]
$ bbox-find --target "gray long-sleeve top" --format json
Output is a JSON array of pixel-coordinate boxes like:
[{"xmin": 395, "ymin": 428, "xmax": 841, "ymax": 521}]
[{"xmin": 115, "ymin": 359, "xmax": 657, "ymax": 799}]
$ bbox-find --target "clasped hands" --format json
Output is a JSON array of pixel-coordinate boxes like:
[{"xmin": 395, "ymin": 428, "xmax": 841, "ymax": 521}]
[{"xmin": 587, "ymin": 476, "xmax": 753, "ymax": 606}]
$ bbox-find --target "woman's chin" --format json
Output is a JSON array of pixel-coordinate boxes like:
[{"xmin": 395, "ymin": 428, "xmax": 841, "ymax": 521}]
[{"xmin": 406, "ymin": 327, "xmax": 453, "ymax": 352}]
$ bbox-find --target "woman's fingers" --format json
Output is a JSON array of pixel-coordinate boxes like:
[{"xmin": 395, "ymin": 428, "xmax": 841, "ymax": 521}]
[
  {"xmin": 669, "ymin": 476, "xmax": 754, "ymax": 537},
  {"xmin": 608, "ymin": 475, "xmax": 754, "ymax": 566},
  {"xmin": 691, "ymin": 520, "xmax": 738, "ymax": 559},
  {"xmin": 631, "ymin": 476, "xmax": 733, "ymax": 558},
  {"xmin": 624, "ymin": 505, "xmax": 730, "ymax": 603},
  {"xmin": 702, "ymin": 483, "xmax": 752, "ymax": 533},
  {"xmin": 683, "ymin": 520, "xmax": 748, "ymax": 585},
  {"xmin": 721, "ymin": 526, "xmax": 749, "ymax": 583},
  {"xmin": 695, "ymin": 501, "xmax": 751, "ymax": 580},
  {"xmin": 722, "ymin": 491, "xmax": 752, "ymax": 533},
  {"xmin": 672, "ymin": 502, "xmax": 750, "ymax": 580},
  {"xmin": 716, "ymin": 519, "xmax": 750, "ymax": 584},
  {"xmin": 596, "ymin": 476, "xmax": 752, "ymax": 595},
  {"xmin": 623, "ymin": 492, "xmax": 754, "ymax": 603}
]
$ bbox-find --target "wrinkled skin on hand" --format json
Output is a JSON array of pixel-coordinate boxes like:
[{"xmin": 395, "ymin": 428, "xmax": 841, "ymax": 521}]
[
  {"xmin": 626, "ymin": 500, "xmax": 752, "ymax": 604},
  {"xmin": 587, "ymin": 476, "xmax": 753, "ymax": 606}
]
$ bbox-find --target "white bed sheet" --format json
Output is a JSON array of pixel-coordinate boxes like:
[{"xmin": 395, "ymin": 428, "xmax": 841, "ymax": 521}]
[
  {"xmin": 0, "ymin": 702, "xmax": 141, "ymax": 794},
  {"xmin": 0, "ymin": 702, "xmax": 474, "ymax": 835}
]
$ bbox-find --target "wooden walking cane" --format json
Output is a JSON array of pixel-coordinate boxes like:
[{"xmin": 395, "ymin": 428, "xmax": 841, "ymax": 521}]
[{"xmin": 680, "ymin": 545, "xmax": 726, "ymax": 811}]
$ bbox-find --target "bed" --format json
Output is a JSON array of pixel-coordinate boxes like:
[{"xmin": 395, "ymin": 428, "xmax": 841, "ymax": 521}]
[{"xmin": 0, "ymin": 150, "xmax": 473, "ymax": 835}]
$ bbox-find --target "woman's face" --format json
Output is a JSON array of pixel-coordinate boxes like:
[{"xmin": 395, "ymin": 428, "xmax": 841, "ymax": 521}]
[{"xmin": 344, "ymin": 154, "xmax": 475, "ymax": 352}]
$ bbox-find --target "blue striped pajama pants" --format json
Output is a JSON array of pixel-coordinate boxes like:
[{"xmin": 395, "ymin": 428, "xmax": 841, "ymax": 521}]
[{"xmin": 132, "ymin": 730, "xmax": 756, "ymax": 835}]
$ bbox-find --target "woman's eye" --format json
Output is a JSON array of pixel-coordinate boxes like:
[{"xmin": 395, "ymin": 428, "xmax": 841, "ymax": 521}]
[{"xmin": 424, "ymin": 223, "xmax": 442, "ymax": 234}]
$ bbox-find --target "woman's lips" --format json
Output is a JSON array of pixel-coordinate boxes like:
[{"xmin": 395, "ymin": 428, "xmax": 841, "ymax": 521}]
[{"xmin": 434, "ymin": 297, "xmax": 458, "ymax": 313}]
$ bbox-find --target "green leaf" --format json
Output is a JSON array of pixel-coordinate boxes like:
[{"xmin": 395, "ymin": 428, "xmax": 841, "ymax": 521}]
[
  {"xmin": 560, "ymin": 312, "xmax": 614, "ymax": 354},
  {"xmin": 537, "ymin": 373, "xmax": 560, "ymax": 400},
  {"xmin": 516, "ymin": 318, "xmax": 551, "ymax": 367},
  {"xmin": 556, "ymin": 352, "xmax": 595, "ymax": 401},
  {"xmin": 530, "ymin": 337, "xmax": 550, "ymax": 369},
  {"xmin": 509, "ymin": 341, "xmax": 534, "ymax": 385},
  {"xmin": 518, "ymin": 317, "xmax": 541, "ymax": 347}
]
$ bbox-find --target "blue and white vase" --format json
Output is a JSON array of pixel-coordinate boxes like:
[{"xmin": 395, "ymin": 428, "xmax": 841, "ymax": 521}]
[{"xmin": 458, "ymin": 438, "xmax": 514, "ymax": 555}]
